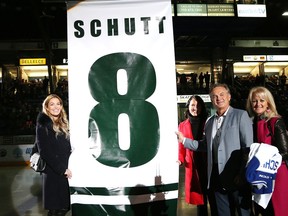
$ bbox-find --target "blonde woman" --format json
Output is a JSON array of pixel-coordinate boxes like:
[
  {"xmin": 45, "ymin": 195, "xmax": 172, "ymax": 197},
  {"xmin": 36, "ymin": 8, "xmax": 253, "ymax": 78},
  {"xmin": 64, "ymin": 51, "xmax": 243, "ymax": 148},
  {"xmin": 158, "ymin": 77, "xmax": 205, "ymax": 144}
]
[
  {"xmin": 36, "ymin": 94, "xmax": 72, "ymax": 216},
  {"xmin": 246, "ymin": 86, "xmax": 288, "ymax": 216}
]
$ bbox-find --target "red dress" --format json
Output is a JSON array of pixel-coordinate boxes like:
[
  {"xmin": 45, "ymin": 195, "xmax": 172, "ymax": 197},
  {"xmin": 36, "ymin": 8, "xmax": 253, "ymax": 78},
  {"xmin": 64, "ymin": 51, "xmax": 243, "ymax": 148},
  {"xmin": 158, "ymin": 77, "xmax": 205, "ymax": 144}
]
[
  {"xmin": 255, "ymin": 117, "xmax": 288, "ymax": 216},
  {"xmin": 178, "ymin": 119, "xmax": 206, "ymax": 205}
]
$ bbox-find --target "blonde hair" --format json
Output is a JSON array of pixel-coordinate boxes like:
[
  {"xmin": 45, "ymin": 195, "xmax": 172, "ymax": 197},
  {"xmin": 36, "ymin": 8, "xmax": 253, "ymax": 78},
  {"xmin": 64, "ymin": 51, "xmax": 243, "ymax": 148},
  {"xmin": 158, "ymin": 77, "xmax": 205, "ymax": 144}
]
[
  {"xmin": 246, "ymin": 86, "xmax": 279, "ymax": 120},
  {"xmin": 42, "ymin": 94, "xmax": 70, "ymax": 138}
]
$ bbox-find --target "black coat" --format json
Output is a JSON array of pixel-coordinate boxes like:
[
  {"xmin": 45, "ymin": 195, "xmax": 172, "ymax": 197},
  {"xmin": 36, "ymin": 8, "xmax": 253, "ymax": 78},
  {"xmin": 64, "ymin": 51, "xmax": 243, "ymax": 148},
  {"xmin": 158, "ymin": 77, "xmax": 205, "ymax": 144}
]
[{"xmin": 36, "ymin": 112, "xmax": 71, "ymax": 210}]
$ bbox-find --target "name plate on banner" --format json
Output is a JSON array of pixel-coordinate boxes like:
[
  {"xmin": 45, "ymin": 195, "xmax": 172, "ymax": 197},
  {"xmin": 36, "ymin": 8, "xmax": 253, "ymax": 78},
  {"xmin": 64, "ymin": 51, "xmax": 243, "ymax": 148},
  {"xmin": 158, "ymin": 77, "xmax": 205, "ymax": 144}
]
[{"xmin": 67, "ymin": 0, "xmax": 179, "ymax": 215}]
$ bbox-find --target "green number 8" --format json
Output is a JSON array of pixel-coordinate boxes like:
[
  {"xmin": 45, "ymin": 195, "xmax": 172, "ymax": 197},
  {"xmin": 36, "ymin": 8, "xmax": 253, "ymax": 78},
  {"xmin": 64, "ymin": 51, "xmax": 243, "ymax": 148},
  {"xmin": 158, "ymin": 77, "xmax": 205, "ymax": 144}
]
[{"xmin": 88, "ymin": 52, "xmax": 160, "ymax": 168}]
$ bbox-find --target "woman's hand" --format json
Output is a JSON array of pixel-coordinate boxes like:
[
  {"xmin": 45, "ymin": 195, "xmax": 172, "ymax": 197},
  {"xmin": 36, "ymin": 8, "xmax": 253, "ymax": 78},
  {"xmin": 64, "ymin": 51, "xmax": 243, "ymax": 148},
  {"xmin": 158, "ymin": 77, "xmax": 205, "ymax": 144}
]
[
  {"xmin": 175, "ymin": 131, "xmax": 184, "ymax": 143},
  {"xmin": 64, "ymin": 168, "xmax": 72, "ymax": 179}
]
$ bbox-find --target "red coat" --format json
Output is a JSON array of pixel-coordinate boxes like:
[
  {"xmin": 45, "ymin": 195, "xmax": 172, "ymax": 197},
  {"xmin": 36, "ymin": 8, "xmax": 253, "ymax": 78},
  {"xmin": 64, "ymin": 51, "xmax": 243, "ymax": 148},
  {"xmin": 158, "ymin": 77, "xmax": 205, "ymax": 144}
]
[
  {"xmin": 255, "ymin": 117, "xmax": 288, "ymax": 216},
  {"xmin": 178, "ymin": 119, "xmax": 206, "ymax": 205}
]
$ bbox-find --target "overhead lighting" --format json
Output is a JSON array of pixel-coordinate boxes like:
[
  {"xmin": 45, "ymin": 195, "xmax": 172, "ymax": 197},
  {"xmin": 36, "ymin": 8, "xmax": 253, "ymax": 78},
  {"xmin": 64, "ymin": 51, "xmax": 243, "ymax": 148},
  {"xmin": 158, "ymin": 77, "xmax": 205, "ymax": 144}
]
[
  {"xmin": 283, "ymin": 11, "xmax": 288, "ymax": 16},
  {"xmin": 21, "ymin": 65, "xmax": 47, "ymax": 70},
  {"xmin": 56, "ymin": 65, "xmax": 68, "ymax": 70},
  {"xmin": 265, "ymin": 62, "xmax": 288, "ymax": 66},
  {"xmin": 265, "ymin": 68, "xmax": 282, "ymax": 73},
  {"xmin": 233, "ymin": 62, "xmax": 259, "ymax": 67}
]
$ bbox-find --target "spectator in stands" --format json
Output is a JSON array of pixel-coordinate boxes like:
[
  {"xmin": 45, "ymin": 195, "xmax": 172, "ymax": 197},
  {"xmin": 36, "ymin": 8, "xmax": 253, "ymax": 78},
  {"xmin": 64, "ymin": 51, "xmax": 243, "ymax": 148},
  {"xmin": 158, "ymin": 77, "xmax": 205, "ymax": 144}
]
[
  {"xmin": 43, "ymin": 76, "xmax": 49, "ymax": 94},
  {"xmin": 204, "ymin": 71, "xmax": 210, "ymax": 89},
  {"xmin": 199, "ymin": 72, "xmax": 204, "ymax": 89},
  {"xmin": 179, "ymin": 74, "xmax": 189, "ymax": 94},
  {"xmin": 280, "ymin": 72, "xmax": 286, "ymax": 90},
  {"xmin": 192, "ymin": 73, "xmax": 198, "ymax": 89}
]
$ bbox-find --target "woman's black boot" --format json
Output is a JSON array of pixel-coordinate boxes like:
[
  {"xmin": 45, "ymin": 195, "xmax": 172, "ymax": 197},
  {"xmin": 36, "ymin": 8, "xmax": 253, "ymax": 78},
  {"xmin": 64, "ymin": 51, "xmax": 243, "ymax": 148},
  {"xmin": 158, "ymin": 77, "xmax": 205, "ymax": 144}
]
[
  {"xmin": 47, "ymin": 210, "xmax": 58, "ymax": 216},
  {"xmin": 47, "ymin": 209, "xmax": 68, "ymax": 216},
  {"xmin": 56, "ymin": 209, "xmax": 69, "ymax": 216}
]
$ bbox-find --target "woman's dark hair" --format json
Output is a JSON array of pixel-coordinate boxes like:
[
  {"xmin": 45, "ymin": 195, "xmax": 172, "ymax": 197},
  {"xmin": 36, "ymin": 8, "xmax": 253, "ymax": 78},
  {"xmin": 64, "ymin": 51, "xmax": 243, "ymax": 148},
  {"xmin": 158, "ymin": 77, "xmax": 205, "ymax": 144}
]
[{"xmin": 185, "ymin": 95, "xmax": 208, "ymax": 120}]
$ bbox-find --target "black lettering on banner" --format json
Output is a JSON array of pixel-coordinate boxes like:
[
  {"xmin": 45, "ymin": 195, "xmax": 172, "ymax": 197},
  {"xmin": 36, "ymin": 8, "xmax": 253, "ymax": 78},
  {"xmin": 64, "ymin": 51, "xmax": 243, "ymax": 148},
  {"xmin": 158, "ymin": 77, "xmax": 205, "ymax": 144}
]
[
  {"xmin": 140, "ymin": 17, "xmax": 151, "ymax": 34},
  {"xmin": 157, "ymin": 16, "xmax": 166, "ymax": 34},
  {"xmin": 74, "ymin": 20, "xmax": 85, "ymax": 38},
  {"xmin": 73, "ymin": 16, "xmax": 166, "ymax": 38},
  {"xmin": 91, "ymin": 19, "xmax": 101, "ymax": 37},
  {"xmin": 108, "ymin": 18, "xmax": 119, "ymax": 36},
  {"xmin": 124, "ymin": 18, "xmax": 135, "ymax": 35}
]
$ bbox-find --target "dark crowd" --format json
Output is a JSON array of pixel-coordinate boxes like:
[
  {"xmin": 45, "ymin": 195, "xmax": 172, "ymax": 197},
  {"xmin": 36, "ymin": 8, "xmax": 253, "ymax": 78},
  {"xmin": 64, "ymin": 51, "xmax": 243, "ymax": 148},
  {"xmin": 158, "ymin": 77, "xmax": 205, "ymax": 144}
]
[
  {"xmin": 0, "ymin": 72, "xmax": 288, "ymax": 136},
  {"xmin": 0, "ymin": 78, "xmax": 68, "ymax": 136}
]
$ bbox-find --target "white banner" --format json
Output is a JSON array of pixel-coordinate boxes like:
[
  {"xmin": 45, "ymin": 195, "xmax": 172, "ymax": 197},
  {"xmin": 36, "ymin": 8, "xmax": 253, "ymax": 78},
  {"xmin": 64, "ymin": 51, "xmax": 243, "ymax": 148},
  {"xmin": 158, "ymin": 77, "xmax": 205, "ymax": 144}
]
[{"xmin": 67, "ymin": 0, "xmax": 178, "ymax": 215}]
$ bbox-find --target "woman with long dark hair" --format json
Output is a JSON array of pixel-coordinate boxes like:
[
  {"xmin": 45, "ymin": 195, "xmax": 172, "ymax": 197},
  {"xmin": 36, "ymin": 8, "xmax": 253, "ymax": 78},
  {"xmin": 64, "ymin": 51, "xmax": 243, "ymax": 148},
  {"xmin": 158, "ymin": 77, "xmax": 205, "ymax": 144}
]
[{"xmin": 177, "ymin": 95, "xmax": 217, "ymax": 216}]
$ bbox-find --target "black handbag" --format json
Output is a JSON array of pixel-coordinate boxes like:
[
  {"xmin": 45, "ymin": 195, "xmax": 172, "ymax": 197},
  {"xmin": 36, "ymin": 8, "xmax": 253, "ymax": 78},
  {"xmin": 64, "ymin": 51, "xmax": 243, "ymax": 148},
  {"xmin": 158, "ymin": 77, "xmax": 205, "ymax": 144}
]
[{"xmin": 30, "ymin": 142, "xmax": 46, "ymax": 172}]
